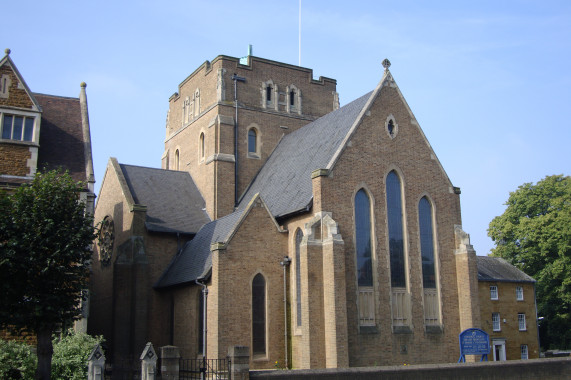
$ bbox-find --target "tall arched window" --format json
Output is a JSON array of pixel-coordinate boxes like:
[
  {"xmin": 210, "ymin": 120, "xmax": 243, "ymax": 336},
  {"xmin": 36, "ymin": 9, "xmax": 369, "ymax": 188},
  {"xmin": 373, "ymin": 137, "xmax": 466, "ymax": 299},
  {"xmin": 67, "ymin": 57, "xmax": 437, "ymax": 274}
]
[
  {"xmin": 252, "ymin": 273, "xmax": 266, "ymax": 355},
  {"xmin": 248, "ymin": 128, "xmax": 257, "ymax": 154},
  {"xmin": 355, "ymin": 189, "xmax": 373, "ymax": 287},
  {"xmin": 295, "ymin": 229, "xmax": 303, "ymax": 327},
  {"xmin": 419, "ymin": 196, "xmax": 440, "ymax": 325},
  {"xmin": 419, "ymin": 197, "xmax": 436, "ymax": 288},
  {"xmin": 355, "ymin": 189, "xmax": 374, "ymax": 326},
  {"xmin": 174, "ymin": 149, "xmax": 180, "ymax": 171},
  {"xmin": 199, "ymin": 132, "xmax": 205, "ymax": 161},
  {"xmin": 386, "ymin": 171, "xmax": 406, "ymax": 288}
]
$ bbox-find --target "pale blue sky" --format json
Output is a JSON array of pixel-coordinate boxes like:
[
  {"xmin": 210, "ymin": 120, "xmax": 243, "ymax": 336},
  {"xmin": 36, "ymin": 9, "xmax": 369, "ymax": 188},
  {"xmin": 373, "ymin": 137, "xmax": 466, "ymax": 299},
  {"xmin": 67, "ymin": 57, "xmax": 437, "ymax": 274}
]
[{"xmin": 4, "ymin": 0, "xmax": 570, "ymax": 255}]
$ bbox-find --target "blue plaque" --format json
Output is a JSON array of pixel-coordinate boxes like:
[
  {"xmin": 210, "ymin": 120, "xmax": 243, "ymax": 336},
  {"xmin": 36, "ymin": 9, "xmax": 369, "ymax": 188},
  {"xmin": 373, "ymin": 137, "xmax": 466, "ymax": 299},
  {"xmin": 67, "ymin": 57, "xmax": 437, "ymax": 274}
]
[{"xmin": 458, "ymin": 328, "xmax": 489, "ymax": 362}]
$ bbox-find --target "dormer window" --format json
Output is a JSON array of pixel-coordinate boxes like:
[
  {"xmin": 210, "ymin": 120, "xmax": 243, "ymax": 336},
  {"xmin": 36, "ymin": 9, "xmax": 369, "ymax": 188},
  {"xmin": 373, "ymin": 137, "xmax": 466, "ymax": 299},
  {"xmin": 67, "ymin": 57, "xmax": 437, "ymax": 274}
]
[{"xmin": 1, "ymin": 113, "xmax": 34, "ymax": 142}]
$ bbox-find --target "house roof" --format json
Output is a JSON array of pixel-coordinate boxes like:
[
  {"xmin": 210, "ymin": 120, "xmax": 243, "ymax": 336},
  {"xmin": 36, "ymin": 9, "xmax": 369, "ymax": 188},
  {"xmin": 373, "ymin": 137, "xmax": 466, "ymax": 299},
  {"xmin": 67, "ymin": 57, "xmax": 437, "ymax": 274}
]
[
  {"xmin": 35, "ymin": 93, "xmax": 88, "ymax": 184},
  {"xmin": 238, "ymin": 90, "xmax": 373, "ymax": 219},
  {"xmin": 119, "ymin": 164, "xmax": 210, "ymax": 235},
  {"xmin": 477, "ymin": 256, "xmax": 535, "ymax": 283}
]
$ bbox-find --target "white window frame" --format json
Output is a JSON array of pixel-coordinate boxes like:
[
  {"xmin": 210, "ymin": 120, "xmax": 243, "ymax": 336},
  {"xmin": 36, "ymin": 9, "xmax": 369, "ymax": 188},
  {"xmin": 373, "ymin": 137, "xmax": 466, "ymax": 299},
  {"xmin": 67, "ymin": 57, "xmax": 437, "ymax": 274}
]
[
  {"xmin": 516, "ymin": 286, "xmax": 524, "ymax": 301},
  {"xmin": 492, "ymin": 312, "xmax": 501, "ymax": 331},
  {"xmin": 518, "ymin": 313, "xmax": 526, "ymax": 331},
  {"xmin": 521, "ymin": 344, "xmax": 529, "ymax": 360},
  {"xmin": 490, "ymin": 285, "xmax": 498, "ymax": 300}
]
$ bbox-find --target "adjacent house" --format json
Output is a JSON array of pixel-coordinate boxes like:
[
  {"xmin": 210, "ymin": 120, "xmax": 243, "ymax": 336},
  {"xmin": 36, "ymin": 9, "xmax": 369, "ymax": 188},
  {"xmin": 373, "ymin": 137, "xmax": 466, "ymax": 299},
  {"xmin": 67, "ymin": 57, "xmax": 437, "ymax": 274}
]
[{"xmin": 477, "ymin": 256, "xmax": 539, "ymax": 360}]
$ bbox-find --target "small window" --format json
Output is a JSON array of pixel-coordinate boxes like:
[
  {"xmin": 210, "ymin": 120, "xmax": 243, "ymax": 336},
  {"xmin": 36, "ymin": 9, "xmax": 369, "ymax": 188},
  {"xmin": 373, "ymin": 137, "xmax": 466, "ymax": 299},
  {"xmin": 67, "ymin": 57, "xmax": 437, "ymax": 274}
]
[
  {"xmin": 174, "ymin": 149, "xmax": 180, "ymax": 170},
  {"xmin": 290, "ymin": 90, "xmax": 295, "ymax": 106},
  {"xmin": 492, "ymin": 312, "xmax": 501, "ymax": 331},
  {"xmin": 490, "ymin": 285, "xmax": 498, "ymax": 300},
  {"xmin": 199, "ymin": 133, "xmax": 205, "ymax": 161},
  {"xmin": 518, "ymin": 313, "xmax": 526, "ymax": 331},
  {"xmin": 388, "ymin": 120, "xmax": 395, "ymax": 136},
  {"xmin": 248, "ymin": 129, "xmax": 257, "ymax": 154},
  {"xmin": 1, "ymin": 114, "xmax": 34, "ymax": 142},
  {"xmin": 521, "ymin": 344, "xmax": 528, "ymax": 360},
  {"xmin": 266, "ymin": 86, "xmax": 272, "ymax": 102},
  {"xmin": 516, "ymin": 286, "xmax": 524, "ymax": 301}
]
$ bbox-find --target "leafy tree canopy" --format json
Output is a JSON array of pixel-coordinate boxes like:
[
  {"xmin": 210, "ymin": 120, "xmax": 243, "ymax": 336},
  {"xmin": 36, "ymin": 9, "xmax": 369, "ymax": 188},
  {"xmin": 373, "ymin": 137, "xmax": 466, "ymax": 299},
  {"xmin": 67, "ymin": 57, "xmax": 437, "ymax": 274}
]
[
  {"xmin": 488, "ymin": 174, "xmax": 571, "ymax": 349},
  {"xmin": 0, "ymin": 170, "xmax": 96, "ymax": 379}
]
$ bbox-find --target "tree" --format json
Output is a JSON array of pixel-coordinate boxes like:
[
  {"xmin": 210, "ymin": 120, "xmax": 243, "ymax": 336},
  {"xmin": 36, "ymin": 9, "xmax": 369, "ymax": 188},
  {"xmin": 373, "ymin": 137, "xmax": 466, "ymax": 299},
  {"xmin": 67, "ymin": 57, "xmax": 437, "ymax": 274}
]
[
  {"xmin": 0, "ymin": 170, "xmax": 96, "ymax": 380},
  {"xmin": 488, "ymin": 174, "xmax": 571, "ymax": 350}
]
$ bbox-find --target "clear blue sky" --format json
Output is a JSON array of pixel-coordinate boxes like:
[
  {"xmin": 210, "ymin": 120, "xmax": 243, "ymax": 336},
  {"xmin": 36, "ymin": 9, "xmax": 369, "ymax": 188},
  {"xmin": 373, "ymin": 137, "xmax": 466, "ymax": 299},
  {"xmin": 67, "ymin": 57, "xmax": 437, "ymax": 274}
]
[{"xmin": 4, "ymin": 0, "xmax": 570, "ymax": 256}]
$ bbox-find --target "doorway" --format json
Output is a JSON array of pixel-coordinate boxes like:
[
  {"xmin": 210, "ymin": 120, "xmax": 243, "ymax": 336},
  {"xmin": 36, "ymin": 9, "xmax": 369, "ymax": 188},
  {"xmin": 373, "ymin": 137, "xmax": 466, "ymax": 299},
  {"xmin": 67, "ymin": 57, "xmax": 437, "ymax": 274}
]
[{"xmin": 492, "ymin": 339, "xmax": 506, "ymax": 361}]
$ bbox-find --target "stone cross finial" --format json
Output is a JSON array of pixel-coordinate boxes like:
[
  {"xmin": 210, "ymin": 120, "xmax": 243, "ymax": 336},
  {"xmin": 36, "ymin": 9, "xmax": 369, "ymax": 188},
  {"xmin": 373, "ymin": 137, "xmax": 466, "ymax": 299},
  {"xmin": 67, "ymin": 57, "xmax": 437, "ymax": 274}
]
[
  {"xmin": 5, "ymin": 48, "xmax": 11, "ymax": 55},
  {"xmin": 382, "ymin": 58, "xmax": 391, "ymax": 71}
]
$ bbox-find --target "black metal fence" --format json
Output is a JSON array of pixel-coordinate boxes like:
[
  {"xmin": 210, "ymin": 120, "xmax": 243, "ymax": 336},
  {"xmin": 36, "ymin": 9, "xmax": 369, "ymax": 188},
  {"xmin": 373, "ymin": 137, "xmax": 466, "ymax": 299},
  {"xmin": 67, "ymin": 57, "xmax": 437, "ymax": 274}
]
[{"xmin": 180, "ymin": 357, "xmax": 231, "ymax": 380}]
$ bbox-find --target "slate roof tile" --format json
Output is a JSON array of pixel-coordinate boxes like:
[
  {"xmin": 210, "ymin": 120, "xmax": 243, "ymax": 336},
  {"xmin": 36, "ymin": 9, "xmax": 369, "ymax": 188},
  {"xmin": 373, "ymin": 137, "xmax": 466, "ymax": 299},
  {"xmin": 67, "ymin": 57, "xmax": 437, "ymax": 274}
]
[
  {"xmin": 477, "ymin": 256, "xmax": 535, "ymax": 283},
  {"xmin": 119, "ymin": 164, "xmax": 210, "ymax": 235}
]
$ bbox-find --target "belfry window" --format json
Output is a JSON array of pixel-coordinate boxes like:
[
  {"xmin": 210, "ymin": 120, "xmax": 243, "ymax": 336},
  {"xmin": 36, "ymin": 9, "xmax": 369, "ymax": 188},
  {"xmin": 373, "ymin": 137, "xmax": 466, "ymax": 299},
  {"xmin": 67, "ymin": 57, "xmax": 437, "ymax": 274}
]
[
  {"xmin": 252, "ymin": 273, "xmax": 266, "ymax": 355},
  {"xmin": 295, "ymin": 229, "xmax": 303, "ymax": 327},
  {"xmin": 386, "ymin": 171, "xmax": 406, "ymax": 288}
]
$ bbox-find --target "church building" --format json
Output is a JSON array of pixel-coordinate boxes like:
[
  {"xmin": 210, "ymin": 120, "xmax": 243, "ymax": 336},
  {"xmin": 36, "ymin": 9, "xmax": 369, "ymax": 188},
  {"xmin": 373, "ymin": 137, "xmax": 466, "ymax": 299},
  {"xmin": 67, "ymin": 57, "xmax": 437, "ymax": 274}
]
[{"xmin": 89, "ymin": 53, "xmax": 483, "ymax": 368}]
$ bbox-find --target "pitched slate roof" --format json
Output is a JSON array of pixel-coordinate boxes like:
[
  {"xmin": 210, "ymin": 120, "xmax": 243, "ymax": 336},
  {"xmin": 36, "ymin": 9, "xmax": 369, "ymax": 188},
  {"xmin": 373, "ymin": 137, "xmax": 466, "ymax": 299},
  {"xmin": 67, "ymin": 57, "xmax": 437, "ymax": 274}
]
[
  {"xmin": 35, "ymin": 93, "xmax": 88, "ymax": 183},
  {"xmin": 156, "ymin": 91, "xmax": 375, "ymax": 289},
  {"xmin": 155, "ymin": 204, "xmax": 246, "ymax": 288},
  {"xmin": 238, "ymin": 91, "xmax": 373, "ymax": 218},
  {"xmin": 477, "ymin": 256, "xmax": 535, "ymax": 283},
  {"xmin": 119, "ymin": 164, "xmax": 210, "ymax": 235}
]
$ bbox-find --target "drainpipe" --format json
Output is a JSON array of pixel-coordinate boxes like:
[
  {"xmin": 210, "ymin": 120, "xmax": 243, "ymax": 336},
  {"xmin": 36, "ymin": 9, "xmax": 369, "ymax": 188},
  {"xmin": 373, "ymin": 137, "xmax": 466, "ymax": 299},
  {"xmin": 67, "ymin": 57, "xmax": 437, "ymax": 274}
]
[
  {"xmin": 195, "ymin": 280, "xmax": 208, "ymax": 362},
  {"xmin": 231, "ymin": 74, "xmax": 246, "ymax": 207},
  {"xmin": 280, "ymin": 256, "xmax": 291, "ymax": 368}
]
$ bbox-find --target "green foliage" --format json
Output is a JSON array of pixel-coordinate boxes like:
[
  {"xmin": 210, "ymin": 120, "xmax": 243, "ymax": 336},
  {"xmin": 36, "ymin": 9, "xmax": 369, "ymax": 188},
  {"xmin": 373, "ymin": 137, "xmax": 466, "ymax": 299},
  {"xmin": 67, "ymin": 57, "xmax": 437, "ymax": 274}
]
[
  {"xmin": 51, "ymin": 331, "xmax": 104, "ymax": 380},
  {"xmin": 0, "ymin": 340, "xmax": 37, "ymax": 380},
  {"xmin": 0, "ymin": 170, "xmax": 96, "ymax": 335},
  {"xmin": 488, "ymin": 174, "xmax": 571, "ymax": 349}
]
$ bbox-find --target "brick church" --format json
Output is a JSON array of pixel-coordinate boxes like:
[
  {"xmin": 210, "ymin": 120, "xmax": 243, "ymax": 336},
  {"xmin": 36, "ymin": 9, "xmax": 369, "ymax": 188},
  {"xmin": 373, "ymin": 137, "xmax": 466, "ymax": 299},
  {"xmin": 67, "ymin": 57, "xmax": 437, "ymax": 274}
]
[{"xmin": 89, "ymin": 53, "xmax": 485, "ymax": 368}]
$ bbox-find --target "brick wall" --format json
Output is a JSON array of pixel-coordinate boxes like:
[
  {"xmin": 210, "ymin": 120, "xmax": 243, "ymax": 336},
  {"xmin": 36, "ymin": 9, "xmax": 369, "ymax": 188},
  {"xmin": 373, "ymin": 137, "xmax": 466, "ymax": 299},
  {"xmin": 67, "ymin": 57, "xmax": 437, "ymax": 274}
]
[
  {"xmin": 0, "ymin": 64, "xmax": 34, "ymax": 109},
  {"xmin": 0, "ymin": 143, "xmax": 33, "ymax": 176}
]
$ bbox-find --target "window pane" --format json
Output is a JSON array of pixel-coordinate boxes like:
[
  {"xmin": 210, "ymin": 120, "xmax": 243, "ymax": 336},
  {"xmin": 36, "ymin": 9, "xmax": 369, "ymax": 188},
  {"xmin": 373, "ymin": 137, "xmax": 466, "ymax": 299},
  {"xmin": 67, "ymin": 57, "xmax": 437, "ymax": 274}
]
[
  {"xmin": 387, "ymin": 171, "xmax": 405, "ymax": 288},
  {"xmin": 355, "ymin": 189, "xmax": 373, "ymax": 286},
  {"xmin": 296, "ymin": 229, "xmax": 303, "ymax": 327},
  {"xmin": 2, "ymin": 115, "xmax": 12, "ymax": 139},
  {"xmin": 521, "ymin": 345, "xmax": 528, "ymax": 359},
  {"xmin": 248, "ymin": 129, "xmax": 257, "ymax": 153},
  {"xmin": 490, "ymin": 285, "xmax": 498, "ymax": 300},
  {"xmin": 13, "ymin": 116, "xmax": 23, "ymax": 140},
  {"xmin": 23, "ymin": 117, "xmax": 34, "ymax": 141},
  {"xmin": 516, "ymin": 286, "xmax": 523, "ymax": 300},
  {"xmin": 492, "ymin": 313, "xmax": 500, "ymax": 331},
  {"xmin": 252, "ymin": 274, "xmax": 266, "ymax": 354},
  {"xmin": 419, "ymin": 197, "xmax": 435, "ymax": 288}
]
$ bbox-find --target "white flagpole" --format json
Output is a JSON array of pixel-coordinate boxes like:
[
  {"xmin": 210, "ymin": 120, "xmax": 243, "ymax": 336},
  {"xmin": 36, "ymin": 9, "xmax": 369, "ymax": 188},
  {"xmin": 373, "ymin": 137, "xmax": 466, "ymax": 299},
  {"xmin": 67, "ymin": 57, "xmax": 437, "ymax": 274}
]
[{"xmin": 299, "ymin": 0, "xmax": 301, "ymax": 66}]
